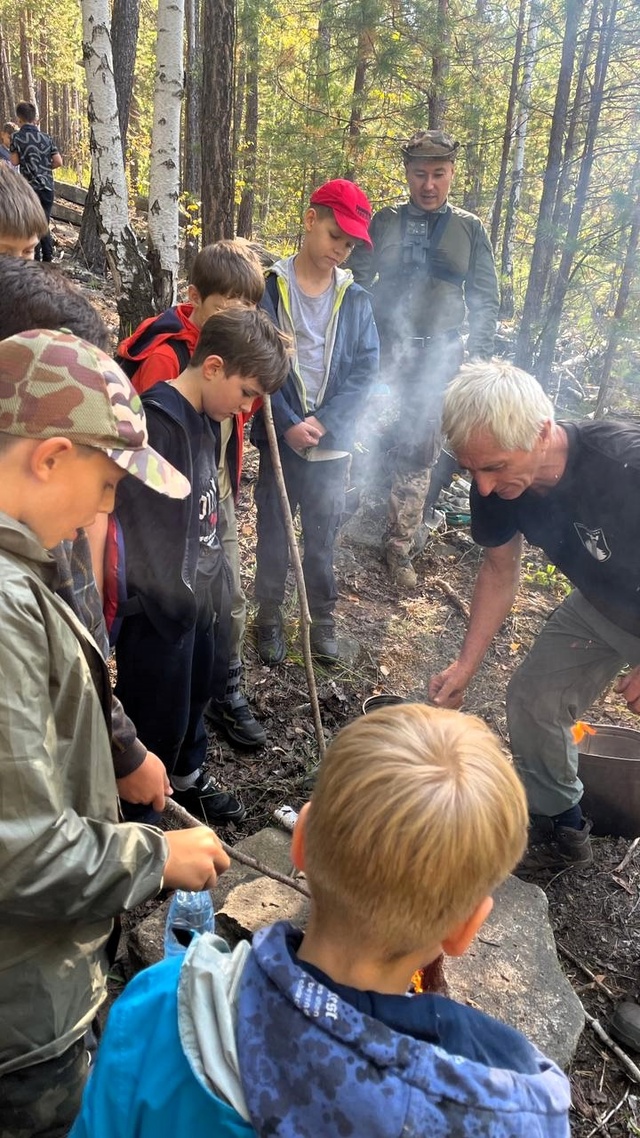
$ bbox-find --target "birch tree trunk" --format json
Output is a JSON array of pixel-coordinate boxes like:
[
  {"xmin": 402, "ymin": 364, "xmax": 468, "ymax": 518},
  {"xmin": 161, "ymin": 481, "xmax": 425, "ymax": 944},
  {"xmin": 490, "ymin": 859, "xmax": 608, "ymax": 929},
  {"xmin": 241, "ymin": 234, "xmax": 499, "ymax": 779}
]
[
  {"xmin": 81, "ymin": 0, "xmax": 153, "ymax": 336},
  {"xmin": 148, "ymin": 0, "xmax": 184, "ymax": 310}
]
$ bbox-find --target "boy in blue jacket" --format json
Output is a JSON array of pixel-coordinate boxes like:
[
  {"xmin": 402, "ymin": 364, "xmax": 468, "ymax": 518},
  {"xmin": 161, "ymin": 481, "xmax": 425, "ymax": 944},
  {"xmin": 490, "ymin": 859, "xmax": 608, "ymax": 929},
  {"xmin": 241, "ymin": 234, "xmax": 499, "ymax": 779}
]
[
  {"xmin": 71, "ymin": 703, "xmax": 571, "ymax": 1138},
  {"xmin": 253, "ymin": 178, "xmax": 379, "ymax": 664}
]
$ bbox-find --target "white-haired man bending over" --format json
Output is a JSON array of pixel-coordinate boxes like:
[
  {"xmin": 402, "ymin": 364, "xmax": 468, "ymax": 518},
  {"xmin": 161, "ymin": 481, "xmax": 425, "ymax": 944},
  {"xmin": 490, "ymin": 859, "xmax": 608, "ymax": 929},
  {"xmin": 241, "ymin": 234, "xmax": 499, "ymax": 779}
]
[{"xmin": 430, "ymin": 358, "xmax": 640, "ymax": 874}]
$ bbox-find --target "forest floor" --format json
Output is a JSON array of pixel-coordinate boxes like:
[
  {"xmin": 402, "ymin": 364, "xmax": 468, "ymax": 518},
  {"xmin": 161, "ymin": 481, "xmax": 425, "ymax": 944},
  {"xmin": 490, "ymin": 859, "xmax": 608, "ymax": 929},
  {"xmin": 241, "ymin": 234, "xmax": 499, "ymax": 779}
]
[{"xmin": 53, "ymin": 221, "xmax": 640, "ymax": 1137}]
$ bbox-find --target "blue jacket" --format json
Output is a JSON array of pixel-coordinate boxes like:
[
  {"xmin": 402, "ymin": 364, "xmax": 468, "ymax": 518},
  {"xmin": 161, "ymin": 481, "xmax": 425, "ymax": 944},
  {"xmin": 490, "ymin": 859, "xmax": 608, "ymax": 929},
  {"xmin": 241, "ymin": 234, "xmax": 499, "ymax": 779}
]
[
  {"xmin": 252, "ymin": 258, "xmax": 379, "ymax": 453},
  {"xmin": 71, "ymin": 922, "xmax": 570, "ymax": 1138}
]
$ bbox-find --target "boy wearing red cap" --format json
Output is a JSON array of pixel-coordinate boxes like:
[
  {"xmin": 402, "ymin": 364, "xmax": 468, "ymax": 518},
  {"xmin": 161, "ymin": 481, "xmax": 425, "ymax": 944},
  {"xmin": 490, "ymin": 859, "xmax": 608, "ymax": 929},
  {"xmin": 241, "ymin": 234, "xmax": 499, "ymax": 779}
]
[{"xmin": 252, "ymin": 179, "xmax": 379, "ymax": 664}]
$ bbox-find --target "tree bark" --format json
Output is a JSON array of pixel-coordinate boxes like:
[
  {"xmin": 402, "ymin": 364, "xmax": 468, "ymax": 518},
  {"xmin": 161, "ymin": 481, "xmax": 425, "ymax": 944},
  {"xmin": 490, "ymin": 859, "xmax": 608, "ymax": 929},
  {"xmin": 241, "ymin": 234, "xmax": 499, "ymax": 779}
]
[
  {"xmin": 535, "ymin": 0, "xmax": 618, "ymax": 389},
  {"xmin": 201, "ymin": 0, "xmax": 235, "ymax": 243},
  {"xmin": 344, "ymin": 23, "xmax": 375, "ymax": 181},
  {"xmin": 428, "ymin": 0, "xmax": 449, "ymax": 128},
  {"xmin": 594, "ymin": 154, "xmax": 640, "ymax": 417},
  {"xmin": 0, "ymin": 27, "xmax": 13, "ymax": 123},
  {"xmin": 236, "ymin": 0, "xmax": 259, "ymax": 238},
  {"xmin": 19, "ymin": 15, "xmax": 37, "ymax": 110},
  {"xmin": 148, "ymin": 0, "xmax": 185, "ymax": 310},
  {"xmin": 81, "ymin": 0, "xmax": 154, "ymax": 335},
  {"xmin": 490, "ymin": 0, "xmax": 526, "ymax": 251},
  {"xmin": 499, "ymin": 0, "xmax": 541, "ymax": 319},
  {"xmin": 514, "ymin": 0, "xmax": 582, "ymax": 371}
]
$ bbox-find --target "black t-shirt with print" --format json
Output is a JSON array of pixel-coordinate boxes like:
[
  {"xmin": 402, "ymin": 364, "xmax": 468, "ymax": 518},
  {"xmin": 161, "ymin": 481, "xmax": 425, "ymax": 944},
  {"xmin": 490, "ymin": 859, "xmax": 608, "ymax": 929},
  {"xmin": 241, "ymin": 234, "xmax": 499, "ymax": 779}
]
[
  {"xmin": 470, "ymin": 420, "xmax": 640, "ymax": 635},
  {"xmin": 10, "ymin": 124, "xmax": 59, "ymax": 192}
]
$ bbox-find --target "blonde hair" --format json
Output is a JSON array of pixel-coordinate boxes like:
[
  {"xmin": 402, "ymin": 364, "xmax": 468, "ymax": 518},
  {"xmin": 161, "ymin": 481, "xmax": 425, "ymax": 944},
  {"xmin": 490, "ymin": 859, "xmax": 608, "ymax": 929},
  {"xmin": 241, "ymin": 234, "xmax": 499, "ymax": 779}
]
[
  {"xmin": 443, "ymin": 358, "xmax": 555, "ymax": 454},
  {"xmin": 0, "ymin": 163, "xmax": 47, "ymax": 240},
  {"xmin": 304, "ymin": 704, "xmax": 528, "ymax": 959}
]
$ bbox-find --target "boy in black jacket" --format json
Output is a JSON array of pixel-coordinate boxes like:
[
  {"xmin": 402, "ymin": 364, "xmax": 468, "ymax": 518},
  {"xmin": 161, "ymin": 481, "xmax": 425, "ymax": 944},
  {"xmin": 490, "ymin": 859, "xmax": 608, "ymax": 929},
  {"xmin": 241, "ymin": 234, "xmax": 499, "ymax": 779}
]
[{"xmin": 115, "ymin": 307, "xmax": 289, "ymax": 825}]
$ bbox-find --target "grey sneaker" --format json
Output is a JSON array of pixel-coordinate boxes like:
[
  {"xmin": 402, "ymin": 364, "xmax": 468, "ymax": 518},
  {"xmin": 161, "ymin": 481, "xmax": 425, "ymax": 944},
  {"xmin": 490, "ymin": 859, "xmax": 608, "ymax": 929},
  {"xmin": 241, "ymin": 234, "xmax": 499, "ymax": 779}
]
[{"xmin": 517, "ymin": 818, "xmax": 593, "ymax": 875}]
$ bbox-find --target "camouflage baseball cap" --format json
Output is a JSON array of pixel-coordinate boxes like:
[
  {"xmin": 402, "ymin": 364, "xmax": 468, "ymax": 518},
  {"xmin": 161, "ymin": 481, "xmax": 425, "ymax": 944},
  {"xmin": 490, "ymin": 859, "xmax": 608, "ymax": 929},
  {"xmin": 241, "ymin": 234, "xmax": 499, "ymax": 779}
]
[
  {"xmin": 401, "ymin": 130, "xmax": 460, "ymax": 162},
  {"xmin": 0, "ymin": 328, "xmax": 190, "ymax": 498}
]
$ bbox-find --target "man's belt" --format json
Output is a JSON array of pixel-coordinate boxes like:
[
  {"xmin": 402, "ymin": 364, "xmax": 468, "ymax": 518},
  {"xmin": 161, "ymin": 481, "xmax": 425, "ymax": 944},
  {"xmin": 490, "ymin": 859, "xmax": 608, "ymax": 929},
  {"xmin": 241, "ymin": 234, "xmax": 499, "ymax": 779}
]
[{"xmin": 409, "ymin": 330, "xmax": 461, "ymax": 348}]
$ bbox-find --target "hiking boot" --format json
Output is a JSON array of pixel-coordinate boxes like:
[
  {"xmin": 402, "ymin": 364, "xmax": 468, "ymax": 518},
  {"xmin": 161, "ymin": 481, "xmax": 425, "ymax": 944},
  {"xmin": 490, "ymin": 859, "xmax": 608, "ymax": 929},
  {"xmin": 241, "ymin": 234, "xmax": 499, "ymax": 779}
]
[
  {"xmin": 385, "ymin": 549, "xmax": 417, "ymax": 589},
  {"xmin": 205, "ymin": 692, "xmax": 267, "ymax": 749},
  {"xmin": 171, "ymin": 772, "xmax": 246, "ymax": 825},
  {"xmin": 256, "ymin": 606, "xmax": 286, "ymax": 665},
  {"xmin": 516, "ymin": 818, "xmax": 593, "ymax": 876},
  {"xmin": 310, "ymin": 620, "xmax": 339, "ymax": 664},
  {"xmin": 610, "ymin": 1001, "xmax": 640, "ymax": 1053}
]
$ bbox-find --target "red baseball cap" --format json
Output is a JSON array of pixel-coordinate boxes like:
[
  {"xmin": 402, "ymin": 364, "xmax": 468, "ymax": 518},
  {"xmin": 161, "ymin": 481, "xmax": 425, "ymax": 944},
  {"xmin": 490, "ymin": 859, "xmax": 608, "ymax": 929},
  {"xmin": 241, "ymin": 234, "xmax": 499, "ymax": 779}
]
[{"xmin": 310, "ymin": 179, "xmax": 373, "ymax": 248}]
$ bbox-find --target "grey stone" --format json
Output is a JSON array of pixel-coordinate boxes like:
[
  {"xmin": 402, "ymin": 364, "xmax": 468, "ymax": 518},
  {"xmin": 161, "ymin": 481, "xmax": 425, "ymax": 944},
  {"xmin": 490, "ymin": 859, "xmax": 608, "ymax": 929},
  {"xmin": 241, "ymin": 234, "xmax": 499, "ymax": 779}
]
[
  {"xmin": 446, "ymin": 874, "xmax": 584, "ymax": 1069},
  {"xmin": 216, "ymin": 877, "xmax": 309, "ymax": 946},
  {"xmin": 128, "ymin": 826, "xmax": 295, "ymax": 971},
  {"xmin": 340, "ymin": 499, "xmax": 385, "ymax": 551}
]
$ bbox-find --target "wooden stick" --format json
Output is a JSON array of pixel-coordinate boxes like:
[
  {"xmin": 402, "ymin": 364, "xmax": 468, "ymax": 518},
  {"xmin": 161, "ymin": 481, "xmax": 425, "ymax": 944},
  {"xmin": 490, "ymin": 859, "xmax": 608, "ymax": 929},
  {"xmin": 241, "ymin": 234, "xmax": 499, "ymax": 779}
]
[
  {"xmin": 261, "ymin": 392, "xmax": 326, "ymax": 760},
  {"xmin": 583, "ymin": 1009, "xmax": 640, "ymax": 1085},
  {"xmin": 430, "ymin": 577, "xmax": 471, "ymax": 622},
  {"xmin": 556, "ymin": 941, "xmax": 616, "ymax": 999},
  {"xmin": 615, "ymin": 836, "xmax": 640, "ymax": 874},
  {"xmin": 163, "ymin": 797, "xmax": 311, "ymax": 899},
  {"xmin": 585, "ymin": 1088, "xmax": 629, "ymax": 1138}
]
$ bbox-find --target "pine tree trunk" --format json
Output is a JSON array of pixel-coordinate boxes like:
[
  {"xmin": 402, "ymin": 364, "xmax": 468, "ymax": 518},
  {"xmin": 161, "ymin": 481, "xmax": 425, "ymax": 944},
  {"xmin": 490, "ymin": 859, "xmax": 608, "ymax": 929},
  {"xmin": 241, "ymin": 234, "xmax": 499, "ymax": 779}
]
[
  {"xmin": 594, "ymin": 155, "xmax": 640, "ymax": 417},
  {"xmin": 81, "ymin": 0, "xmax": 153, "ymax": 335},
  {"xmin": 201, "ymin": 0, "xmax": 235, "ymax": 243},
  {"xmin": 535, "ymin": 0, "xmax": 619, "ymax": 389},
  {"xmin": 428, "ymin": 0, "xmax": 449, "ymax": 128},
  {"xmin": 344, "ymin": 24, "xmax": 375, "ymax": 180},
  {"xmin": 0, "ymin": 27, "xmax": 13, "ymax": 122},
  {"xmin": 148, "ymin": 0, "xmax": 184, "ymax": 310},
  {"xmin": 490, "ymin": 0, "xmax": 527, "ymax": 251},
  {"xmin": 19, "ymin": 16, "xmax": 37, "ymax": 110},
  {"xmin": 499, "ymin": 0, "xmax": 541, "ymax": 320},
  {"xmin": 514, "ymin": 0, "xmax": 582, "ymax": 371},
  {"xmin": 183, "ymin": 0, "xmax": 202, "ymax": 198},
  {"xmin": 236, "ymin": 0, "xmax": 258, "ymax": 238}
]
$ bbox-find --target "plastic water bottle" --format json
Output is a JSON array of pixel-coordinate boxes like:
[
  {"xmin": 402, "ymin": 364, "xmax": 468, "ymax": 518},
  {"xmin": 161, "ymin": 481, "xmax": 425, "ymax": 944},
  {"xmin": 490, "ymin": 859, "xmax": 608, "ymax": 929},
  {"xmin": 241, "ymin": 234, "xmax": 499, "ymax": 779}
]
[{"xmin": 164, "ymin": 890, "xmax": 215, "ymax": 957}]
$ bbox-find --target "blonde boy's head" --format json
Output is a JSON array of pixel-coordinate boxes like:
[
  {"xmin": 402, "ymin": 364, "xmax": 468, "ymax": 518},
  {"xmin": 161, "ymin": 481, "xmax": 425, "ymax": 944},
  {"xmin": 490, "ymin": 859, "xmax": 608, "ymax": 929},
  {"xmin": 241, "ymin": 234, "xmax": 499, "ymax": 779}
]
[
  {"xmin": 0, "ymin": 164, "xmax": 47, "ymax": 259},
  {"xmin": 303, "ymin": 704, "xmax": 528, "ymax": 960}
]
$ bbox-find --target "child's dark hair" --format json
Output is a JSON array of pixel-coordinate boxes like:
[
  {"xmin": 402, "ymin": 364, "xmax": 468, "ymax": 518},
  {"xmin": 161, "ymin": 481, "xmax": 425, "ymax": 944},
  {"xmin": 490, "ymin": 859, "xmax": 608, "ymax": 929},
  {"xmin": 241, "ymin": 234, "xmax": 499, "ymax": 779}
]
[
  {"xmin": 0, "ymin": 258, "xmax": 110, "ymax": 349},
  {"xmin": 16, "ymin": 102, "xmax": 37, "ymax": 124},
  {"xmin": 190, "ymin": 239, "xmax": 265, "ymax": 305},
  {"xmin": 2, "ymin": 121, "xmax": 17, "ymax": 137},
  {"xmin": 191, "ymin": 305, "xmax": 290, "ymax": 394},
  {"xmin": 310, "ymin": 203, "xmax": 335, "ymax": 223},
  {"xmin": 0, "ymin": 164, "xmax": 47, "ymax": 239}
]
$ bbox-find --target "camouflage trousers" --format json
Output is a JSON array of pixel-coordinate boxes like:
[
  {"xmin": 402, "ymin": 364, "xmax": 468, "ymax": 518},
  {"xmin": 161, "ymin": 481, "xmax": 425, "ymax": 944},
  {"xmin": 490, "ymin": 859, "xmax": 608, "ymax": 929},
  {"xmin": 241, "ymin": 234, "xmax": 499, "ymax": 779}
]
[
  {"xmin": 386, "ymin": 465, "xmax": 432, "ymax": 562},
  {"xmin": 0, "ymin": 1038, "xmax": 88, "ymax": 1138}
]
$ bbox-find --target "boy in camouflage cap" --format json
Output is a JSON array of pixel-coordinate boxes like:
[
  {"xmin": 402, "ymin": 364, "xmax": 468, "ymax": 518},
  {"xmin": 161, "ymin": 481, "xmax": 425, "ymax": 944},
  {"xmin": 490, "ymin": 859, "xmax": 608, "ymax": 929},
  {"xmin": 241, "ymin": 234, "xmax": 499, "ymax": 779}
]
[{"xmin": 0, "ymin": 328, "xmax": 230, "ymax": 1138}]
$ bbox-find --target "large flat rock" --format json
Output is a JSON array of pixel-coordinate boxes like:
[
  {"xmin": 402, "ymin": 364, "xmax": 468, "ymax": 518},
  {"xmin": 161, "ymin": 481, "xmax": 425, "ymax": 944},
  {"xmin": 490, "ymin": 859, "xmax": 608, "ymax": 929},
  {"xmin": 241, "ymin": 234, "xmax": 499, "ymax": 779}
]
[
  {"xmin": 446, "ymin": 874, "xmax": 584, "ymax": 1069},
  {"xmin": 129, "ymin": 826, "xmax": 583, "ymax": 1069}
]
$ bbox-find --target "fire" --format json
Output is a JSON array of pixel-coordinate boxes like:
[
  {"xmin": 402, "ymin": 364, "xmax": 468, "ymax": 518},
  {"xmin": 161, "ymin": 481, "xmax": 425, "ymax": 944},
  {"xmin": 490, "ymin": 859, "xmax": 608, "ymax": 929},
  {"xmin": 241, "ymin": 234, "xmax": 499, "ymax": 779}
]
[{"xmin": 571, "ymin": 721, "xmax": 597, "ymax": 745}]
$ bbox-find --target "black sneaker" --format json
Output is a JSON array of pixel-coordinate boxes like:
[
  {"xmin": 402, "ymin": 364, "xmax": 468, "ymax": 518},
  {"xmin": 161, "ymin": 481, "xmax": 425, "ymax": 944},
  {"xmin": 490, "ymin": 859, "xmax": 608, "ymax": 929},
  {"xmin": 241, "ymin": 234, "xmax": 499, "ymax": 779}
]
[
  {"xmin": 205, "ymin": 692, "xmax": 267, "ymax": 748},
  {"xmin": 310, "ymin": 620, "xmax": 339, "ymax": 663},
  {"xmin": 256, "ymin": 607, "xmax": 286, "ymax": 665},
  {"xmin": 172, "ymin": 773, "xmax": 245, "ymax": 825}
]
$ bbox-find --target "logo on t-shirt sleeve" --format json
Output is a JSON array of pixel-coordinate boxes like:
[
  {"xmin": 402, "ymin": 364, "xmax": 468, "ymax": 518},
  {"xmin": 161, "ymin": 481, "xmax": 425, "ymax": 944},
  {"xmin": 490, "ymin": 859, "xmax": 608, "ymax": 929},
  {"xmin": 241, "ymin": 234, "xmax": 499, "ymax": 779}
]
[{"xmin": 574, "ymin": 522, "xmax": 611, "ymax": 562}]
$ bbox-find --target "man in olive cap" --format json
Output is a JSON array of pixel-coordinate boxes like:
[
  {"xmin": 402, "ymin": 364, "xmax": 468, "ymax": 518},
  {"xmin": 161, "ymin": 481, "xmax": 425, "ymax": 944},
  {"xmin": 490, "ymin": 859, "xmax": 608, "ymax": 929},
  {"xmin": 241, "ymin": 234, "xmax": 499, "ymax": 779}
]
[{"xmin": 350, "ymin": 129, "xmax": 499, "ymax": 588}]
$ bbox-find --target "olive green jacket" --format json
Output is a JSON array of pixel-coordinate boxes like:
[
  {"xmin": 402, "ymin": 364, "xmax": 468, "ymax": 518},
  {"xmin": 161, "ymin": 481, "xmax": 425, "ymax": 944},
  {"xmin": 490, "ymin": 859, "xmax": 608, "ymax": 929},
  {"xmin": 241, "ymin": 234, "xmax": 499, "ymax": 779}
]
[
  {"xmin": 0, "ymin": 514, "xmax": 167, "ymax": 1075},
  {"xmin": 349, "ymin": 202, "xmax": 499, "ymax": 359}
]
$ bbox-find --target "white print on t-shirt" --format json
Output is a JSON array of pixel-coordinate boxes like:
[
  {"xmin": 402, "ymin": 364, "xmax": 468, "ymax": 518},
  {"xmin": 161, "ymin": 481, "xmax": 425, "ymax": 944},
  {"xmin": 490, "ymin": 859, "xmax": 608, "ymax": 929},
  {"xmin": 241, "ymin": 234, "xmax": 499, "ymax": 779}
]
[{"xmin": 574, "ymin": 522, "xmax": 611, "ymax": 562}]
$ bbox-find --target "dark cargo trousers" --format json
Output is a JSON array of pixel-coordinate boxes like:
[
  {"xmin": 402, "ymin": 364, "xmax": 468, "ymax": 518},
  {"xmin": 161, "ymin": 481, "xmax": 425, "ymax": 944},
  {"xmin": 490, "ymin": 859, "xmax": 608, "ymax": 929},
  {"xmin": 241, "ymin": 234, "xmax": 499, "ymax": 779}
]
[
  {"xmin": 254, "ymin": 442, "xmax": 349, "ymax": 620},
  {"xmin": 507, "ymin": 589, "xmax": 640, "ymax": 817},
  {"xmin": 384, "ymin": 333, "xmax": 463, "ymax": 561}
]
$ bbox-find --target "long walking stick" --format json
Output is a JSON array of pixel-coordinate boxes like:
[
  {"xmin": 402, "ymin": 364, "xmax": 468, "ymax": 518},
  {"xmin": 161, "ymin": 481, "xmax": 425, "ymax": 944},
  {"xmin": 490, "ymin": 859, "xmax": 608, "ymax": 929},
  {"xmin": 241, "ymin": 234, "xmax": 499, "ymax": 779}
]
[{"xmin": 261, "ymin": 393, "xmax": 326, "ymax": 760}]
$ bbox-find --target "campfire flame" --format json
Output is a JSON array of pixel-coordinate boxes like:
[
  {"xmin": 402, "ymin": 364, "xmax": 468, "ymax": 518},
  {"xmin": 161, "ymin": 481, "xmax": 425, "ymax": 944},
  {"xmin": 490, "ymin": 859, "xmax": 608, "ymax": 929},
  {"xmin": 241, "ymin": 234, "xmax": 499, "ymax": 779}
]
[{"xmin": 571, "ymin": 721, "xmax": 597, "ymax": 745}]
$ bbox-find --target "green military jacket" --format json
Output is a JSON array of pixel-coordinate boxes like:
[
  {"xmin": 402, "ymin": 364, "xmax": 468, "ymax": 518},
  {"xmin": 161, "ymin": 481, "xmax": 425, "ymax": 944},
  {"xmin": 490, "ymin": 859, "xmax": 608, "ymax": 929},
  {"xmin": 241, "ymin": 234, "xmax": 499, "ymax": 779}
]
[
  {"xmin": 0, "ymin": 514, "xmax": 167, "ymax": 1075},
  {"xmin": 349, "ymin": 202, "xmax": 499, "ymax": 359}
]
